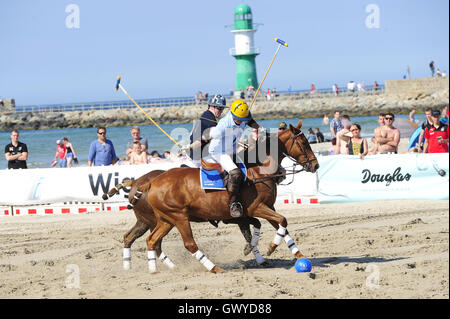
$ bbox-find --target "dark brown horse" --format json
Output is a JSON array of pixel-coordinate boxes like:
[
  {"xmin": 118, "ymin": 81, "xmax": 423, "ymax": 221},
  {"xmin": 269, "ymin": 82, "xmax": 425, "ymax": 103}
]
[
  {"xmin": 103, "ymin": 170, "xmax": 265, "ymax": 270},
  {"xmin": 144, "ymin": 120, "xmax": 319, "ymax": 273}
]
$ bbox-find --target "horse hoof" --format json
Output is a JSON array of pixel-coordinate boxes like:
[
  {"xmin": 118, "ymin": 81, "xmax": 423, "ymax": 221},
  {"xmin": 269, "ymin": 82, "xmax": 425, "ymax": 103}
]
[
  {"xmin": 243, "ymin": 244, "xmax": 252, "ymax": 256},
  {"xmin": 210, "ymin": 266, "xmax": 222, "ymax": 274},
  {"xmin": 295, "ymin": 252, "xmax": 305, "ymax": 259}
]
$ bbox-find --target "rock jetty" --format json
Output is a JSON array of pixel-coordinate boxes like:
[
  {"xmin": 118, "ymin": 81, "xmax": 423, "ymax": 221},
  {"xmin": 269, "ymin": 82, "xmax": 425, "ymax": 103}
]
[{"xmin": 1, "ymin": 77, "xmax": 448, "ymax": 131}]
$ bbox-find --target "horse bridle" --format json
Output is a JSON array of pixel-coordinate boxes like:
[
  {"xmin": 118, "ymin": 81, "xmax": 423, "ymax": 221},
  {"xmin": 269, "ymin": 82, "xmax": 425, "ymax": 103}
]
[
  {"xmin": 249, "ymin": 130, "xmax": 314, "ymax": 185},
  {"xmin": 283, "ymin": 130, "xmax": 314, "ymax": 172}
]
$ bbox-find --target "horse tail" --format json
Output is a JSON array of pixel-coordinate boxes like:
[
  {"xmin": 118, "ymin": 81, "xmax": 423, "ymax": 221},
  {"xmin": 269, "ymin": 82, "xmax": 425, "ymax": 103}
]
[{"xmin": 102, "ymin": 179, "xmax": 133, "ymax": 200}]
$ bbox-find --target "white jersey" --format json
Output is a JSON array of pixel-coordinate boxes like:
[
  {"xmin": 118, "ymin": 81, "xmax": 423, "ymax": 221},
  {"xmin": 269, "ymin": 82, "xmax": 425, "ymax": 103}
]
[{"xmin": 209, "ymin": 111, "xmax": 246, "ymax": 156}]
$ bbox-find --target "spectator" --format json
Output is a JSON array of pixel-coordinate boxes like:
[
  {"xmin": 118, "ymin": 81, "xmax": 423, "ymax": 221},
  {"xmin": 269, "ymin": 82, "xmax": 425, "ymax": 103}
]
[
  {"xmin": 347, "ymin": 81, "xmax": 356, "ymax": 93},
  {"xmin": 314, "ymin": 128, "xmax": 324, "ymax": 143},
  {"xmin": 441, "ymin": 105, "xmax": 449, "ymax": 124},
  {"xmin": 417, "ymin": 108, "xmax": 433, "ymax": 153},
  {"xmin": 335, "ymin": 115, "xmax": 352, "ymax": 155},
  {"xmin": 374, "ymin": 81, "xmax": 379, "ymax": 91},
  {"xmin": 409, "ymin": 109, "xmax": 420, "ymax": 125},
  {"xmin": 328, "ymin": 137, "xmax": 337, "ymax": 155},
  {"xmin": 52, "ymin": 140, "xmax": 67, "ymax": 168},
  {"xmin": 322, "ymin": 114, "xmax": 329, "ymax": 125},
  {"xmin": 126, "ymin": 126, "xmax": 148, "ymax": 158},
  {"xmin": 436, "ymin": 69, "xmax": 442, "ymax": 77},
  {"xmin": 348, "ymin": 124, "xmax": 368, "ymax": 159},
  {"xmin": 423, "ymin": 110, "xmax": 449, "ymax": 153},
  {"xmin": 129, "ymin": 141, "xmax": 148, "ymax": 165},
  {"xmin": 332, "ymin": 83, "xmax": 339, "ymax": 96},
  {"xmin": 266, "ymin": 89, "xmax": 271, "ymax": 101},
  {"xmin": 310, "ymin": 84, "xmax": 316, "ymax": 95},
  {"xmin": 4, "ymin": 129, "xmax": 28, "ymax": 169},
  {"xmin": 329, "ymin": 111, "xmax": 344, "ymax": 138},
  {"xmin": 148, "ymin": 150, "xmax": 163, "ymax": 163},
  {"xmin": 306, "ymin": 128, "xmax": 317, "ymax": 144},
  {"xmin": 370, "ymin": 113, "xmax": 400, "ymax": 154},
  {"xmin": 163, "ymin": 151, "xmax": 171, "ymax": 160},
  {"xmin": 368, "ymin": 113, "xmax": 386, "ymax": 154},
  {"xmin": 88, "ymin": 127, "xmax": 118, "ymax": 166},
  {"xmin": 278, "ymin": 122, "xmax": 288, "ymax": 132},
  {"xmin": 429, "ymin": 61, "xmax": 435, "ymax": 77},
  {"xmin": 62, "ymin": 137, "xmax": 78, "ymax": 167}
]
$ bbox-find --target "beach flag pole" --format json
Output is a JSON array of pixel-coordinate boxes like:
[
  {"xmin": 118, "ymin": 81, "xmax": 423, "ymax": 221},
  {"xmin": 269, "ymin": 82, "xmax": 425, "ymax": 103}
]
[
  {"xmin": 115, "ymin": 76, "xmax": 180, "ymax": 146},
  {"xmin": 249, "ymin": 38, "xmax": 288, "ymax": 110}
]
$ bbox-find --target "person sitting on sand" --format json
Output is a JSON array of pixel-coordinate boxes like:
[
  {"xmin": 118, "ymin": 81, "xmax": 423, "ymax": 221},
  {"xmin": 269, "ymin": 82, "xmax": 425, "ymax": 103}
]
[
  {"xmin": 347, "ymin": 124, "xmax": 368, "ymax": 159},
  {"xmin": 335, "ymin": 115, "xmax": 352, "ymax": 155},
  {"xmin": 129, "ymin": 141, "xmax": 148, "ymax": 165}
]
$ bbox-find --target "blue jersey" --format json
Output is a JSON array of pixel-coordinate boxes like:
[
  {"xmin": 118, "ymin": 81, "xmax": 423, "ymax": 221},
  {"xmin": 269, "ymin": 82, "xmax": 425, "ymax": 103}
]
[{"xmin": 209, "ymin": 111, "xmax": 246, "ymax": 155}]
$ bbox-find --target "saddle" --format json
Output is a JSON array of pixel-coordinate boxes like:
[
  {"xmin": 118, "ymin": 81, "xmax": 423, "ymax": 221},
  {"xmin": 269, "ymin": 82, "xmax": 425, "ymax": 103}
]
[{"xmin": 201, "ymin": 159, "xmax": 223, "ymax": 173}]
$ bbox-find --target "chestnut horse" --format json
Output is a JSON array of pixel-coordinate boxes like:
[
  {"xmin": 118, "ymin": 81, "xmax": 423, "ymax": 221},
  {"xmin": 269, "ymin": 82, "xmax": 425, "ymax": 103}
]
[
  {"xmin": 103, "ymin": 171, "xmax": 265, "ymax": 270},
  {"xmin": 144, "ymin": 120, "xmax": 319, "ymax": 273}
]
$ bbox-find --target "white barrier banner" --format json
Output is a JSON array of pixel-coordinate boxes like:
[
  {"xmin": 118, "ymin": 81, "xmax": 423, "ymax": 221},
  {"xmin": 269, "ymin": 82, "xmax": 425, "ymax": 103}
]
[
  {"xmin": 316, "ymin": 153, "xmax": 449, "ymax": 203},
  {"xmin": 0, "ymin": 159, "xmax": 316, "ymax": 206},
  {"xmin": 0, "ymin": 161, "xmax": 184, "ymax": 205}
]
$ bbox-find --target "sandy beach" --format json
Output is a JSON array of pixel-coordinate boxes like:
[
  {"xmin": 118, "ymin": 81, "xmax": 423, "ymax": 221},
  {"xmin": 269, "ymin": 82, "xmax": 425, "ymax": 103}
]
[{"xmin": 0, "ymin": 199, "xmax": 448, "ymax": 299}]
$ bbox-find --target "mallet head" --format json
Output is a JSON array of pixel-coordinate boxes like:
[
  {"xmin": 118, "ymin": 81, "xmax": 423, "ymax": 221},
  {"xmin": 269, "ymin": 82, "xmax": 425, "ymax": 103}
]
[
  {"xmin": 275, "ymin": 38, "xmax": 288, "ymax": 47},
  {"xmin": 115, "ymin": 75, "xmax": 121, "ymax": 91}
]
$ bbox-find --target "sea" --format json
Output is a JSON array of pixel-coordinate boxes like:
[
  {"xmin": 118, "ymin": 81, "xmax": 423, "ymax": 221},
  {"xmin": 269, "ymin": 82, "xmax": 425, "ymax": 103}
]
[{"xmin": 0, "ymin": 113, "xmax": 426, "ymax": 169}]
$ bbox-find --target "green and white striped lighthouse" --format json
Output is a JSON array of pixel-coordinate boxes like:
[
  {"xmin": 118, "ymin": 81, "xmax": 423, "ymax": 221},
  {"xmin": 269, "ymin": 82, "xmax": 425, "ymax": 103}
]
[{"xmin": 229, "ymin": 4, "xmax": 260, "ymax": 95}]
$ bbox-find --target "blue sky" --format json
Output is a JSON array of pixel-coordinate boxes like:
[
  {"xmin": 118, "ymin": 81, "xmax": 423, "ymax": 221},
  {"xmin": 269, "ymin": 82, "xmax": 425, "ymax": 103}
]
[{"xmin": 0, "ymin": 0, "xmax": 448, "ymax": 106}]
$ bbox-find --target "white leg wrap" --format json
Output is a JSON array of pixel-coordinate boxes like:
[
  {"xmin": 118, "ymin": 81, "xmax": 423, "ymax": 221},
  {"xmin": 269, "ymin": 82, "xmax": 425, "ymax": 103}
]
[
  {"xmin": 251, "ymin": 227, "xmax": 261, "ymax": 247},
  {"xmin": 273, "ymin": 225, "xmax": 286, "ymax": 246},
  {"xmin": 192, "ymin": 250, "xmax": 215, "ymax": 271},
  {"xmin": 147, "ymin": 250, "xmax": 157, "ymax": 273},
  {"xmin": 159, "ymin": 252, "xmax": 175, "ymax": 269},
  {"xmin": 284, "ymin": 234, "xmax": 299, "ymax": 255},
  {"xmin": 123, "ymin": 248, "xmax": 131, "ymax": 270},
  {"xmin": 252, "ymin": 246, "xmax": 266, "ymax": 264}
]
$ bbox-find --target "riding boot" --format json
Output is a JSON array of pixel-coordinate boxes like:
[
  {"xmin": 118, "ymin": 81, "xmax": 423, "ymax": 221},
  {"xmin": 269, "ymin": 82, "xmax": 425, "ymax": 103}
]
[{"xmin": 228, "ymin": 168, "xmax": 244, "ymax": 218}]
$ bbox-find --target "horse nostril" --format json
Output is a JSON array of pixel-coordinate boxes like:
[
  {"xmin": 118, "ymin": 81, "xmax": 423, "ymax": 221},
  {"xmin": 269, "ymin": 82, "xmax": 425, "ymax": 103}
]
[{"xmin": 314, "ymin": 164, "xmax": 320, "ymax": 171}]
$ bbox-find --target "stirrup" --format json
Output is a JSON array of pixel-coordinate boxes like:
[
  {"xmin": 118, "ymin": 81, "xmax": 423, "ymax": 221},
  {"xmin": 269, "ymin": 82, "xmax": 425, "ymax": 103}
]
[{"xmin": 230, "ymin": 202, "xmax": 244, "ymax": 218}]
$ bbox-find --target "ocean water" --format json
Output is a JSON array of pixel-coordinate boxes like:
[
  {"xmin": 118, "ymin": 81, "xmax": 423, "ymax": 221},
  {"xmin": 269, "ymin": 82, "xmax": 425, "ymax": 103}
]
[{"xmin": 0, "ymin": 113, "xmax": 426, "ymax": 169}]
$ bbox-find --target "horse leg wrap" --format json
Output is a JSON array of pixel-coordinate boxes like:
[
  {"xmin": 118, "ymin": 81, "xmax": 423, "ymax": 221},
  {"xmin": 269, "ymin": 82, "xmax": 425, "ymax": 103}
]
[
  {"xmin": 273, "ymin": 225, "xmax": 286, "ymax": 246},
  {"xmin": 123, "ymin": 248, "xmax": 131, "ymax": 270},
  {"xmin": 284, "ymin": 234, "xmax": 299, "ymax": 255},
  {"xmin": 159, "ymin": 252, "xmax": 175, "ymax": 269},
  {"xmin": 130, "ymin": 190, "xmax": 143, "ymax": 205},
  {"xmin": 192, "ymin": 250, "xmax": 215, "ymax": 272},
  {"xmin": 251, "ymin": 227, "xmax": 261, "ymax": 247},
  {"xmin": 252, "ymin": 246, "xmax": 266, "ymax": 264},
  {"xmin": 147, "ymin": 250, "xmax": 157, "ymax": 273}
]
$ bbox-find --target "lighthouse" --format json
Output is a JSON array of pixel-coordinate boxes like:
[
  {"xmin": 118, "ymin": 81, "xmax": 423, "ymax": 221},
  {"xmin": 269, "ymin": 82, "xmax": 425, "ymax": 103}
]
[{"xmin": 229, "ymin": 4, "xmax": 260, "ymax": 96}]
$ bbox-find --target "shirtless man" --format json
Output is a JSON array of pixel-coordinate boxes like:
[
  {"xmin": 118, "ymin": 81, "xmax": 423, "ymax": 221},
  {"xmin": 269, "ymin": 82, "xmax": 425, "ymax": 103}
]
[
  {"xmin": 335, "ymin": 115, "xmax": 352, "ymax": 155},
  {"xmin": 129, "ymin": 141, "xmax": 148, "ymax": 165},
  {"xmin": 368, "ymin": 113, "xmax": 385, "ymax": 155},
  {"xmin": 371, "ymin": 113, "xmax": 400, "ymax": 154}
]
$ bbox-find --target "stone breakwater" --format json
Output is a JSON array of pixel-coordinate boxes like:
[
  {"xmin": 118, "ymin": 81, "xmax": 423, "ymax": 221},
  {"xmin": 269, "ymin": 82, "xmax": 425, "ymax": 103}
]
[{"xmin": 1, "ymin": 87, "xmax": 448, "ymax": 131}]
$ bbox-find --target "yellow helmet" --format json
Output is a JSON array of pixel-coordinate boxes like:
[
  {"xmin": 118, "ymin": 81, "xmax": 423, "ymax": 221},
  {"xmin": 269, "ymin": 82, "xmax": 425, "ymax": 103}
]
[{"xmin": 230, "ymin": 100, "xmax": 252, "ymax": 122}]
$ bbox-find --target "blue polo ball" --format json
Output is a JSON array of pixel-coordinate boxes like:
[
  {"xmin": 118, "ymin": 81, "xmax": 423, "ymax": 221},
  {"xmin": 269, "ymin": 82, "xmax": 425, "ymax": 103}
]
[{"xmin": 295, "ymin": 258, "xmax": 312, "ymax": 272}]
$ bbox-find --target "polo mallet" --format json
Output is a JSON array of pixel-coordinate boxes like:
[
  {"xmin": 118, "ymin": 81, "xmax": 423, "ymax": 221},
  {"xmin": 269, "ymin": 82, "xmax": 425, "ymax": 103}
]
[
  {"xmin": 115, "ymin": 76, "xmax": 180, "ymax": 147},
  {"xmin": 249, "ymin": 38, "xmax": 288, "ymax": 110}
]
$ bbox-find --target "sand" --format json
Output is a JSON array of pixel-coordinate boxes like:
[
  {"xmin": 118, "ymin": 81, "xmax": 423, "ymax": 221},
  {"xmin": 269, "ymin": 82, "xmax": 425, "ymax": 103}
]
[{"xmin": 0, "ymin": 199, "xmax": 448, "ymax": 299}]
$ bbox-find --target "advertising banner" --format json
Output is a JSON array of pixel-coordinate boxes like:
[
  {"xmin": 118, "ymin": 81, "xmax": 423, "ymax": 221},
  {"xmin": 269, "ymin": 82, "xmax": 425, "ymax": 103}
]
[{"xmin": 317, "ymin": 153, "xmax": 449, "ymax": 203}]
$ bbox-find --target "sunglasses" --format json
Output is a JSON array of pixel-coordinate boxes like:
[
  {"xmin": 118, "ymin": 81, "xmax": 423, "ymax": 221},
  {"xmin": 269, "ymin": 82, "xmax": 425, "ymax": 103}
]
[
  {"xmin": 98, "ymin": 132, "xmax": 106, "ymax": 135},
  {"xmin": 385, "ymin": 117, "xmax": 394, "ymax": 121}
]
